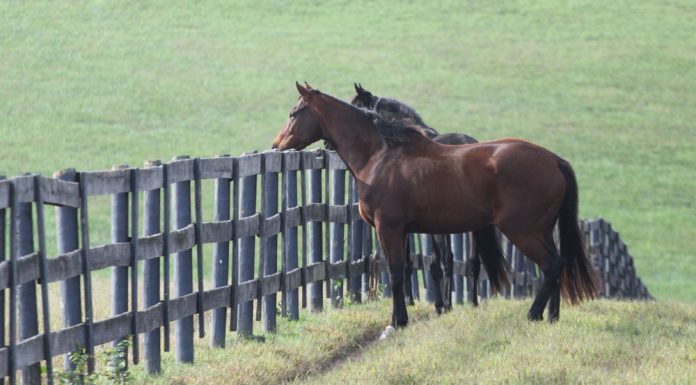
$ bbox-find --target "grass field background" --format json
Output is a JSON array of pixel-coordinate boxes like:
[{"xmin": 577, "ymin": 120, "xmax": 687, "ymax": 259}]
[{"xmin": 1, "ymin": 0, "xmax": 694, "ymax": 304}]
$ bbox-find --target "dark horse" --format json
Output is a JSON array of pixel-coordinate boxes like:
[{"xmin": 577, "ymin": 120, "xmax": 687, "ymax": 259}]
[
  {"xmin": 350, "ymin": 83, "xmax": 498, "ymax": 310},
  {"xmin": 273, "ymin": 83, "xmax": 596, "ymax": 327}
]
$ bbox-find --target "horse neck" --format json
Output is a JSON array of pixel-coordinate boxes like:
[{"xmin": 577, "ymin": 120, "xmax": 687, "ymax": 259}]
[{"xmin": 313, "ymin": 96, "xmax": 384, "ymax": 173}]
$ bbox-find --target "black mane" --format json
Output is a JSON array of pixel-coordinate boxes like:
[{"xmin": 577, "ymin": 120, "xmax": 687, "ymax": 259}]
[
  {"xmin": 361, "ymin": 109, "xmax": 425, "ymax": 146},
  {"xmin": 369, "ymin": 97, "xmax": 440, "ymax": 139}
]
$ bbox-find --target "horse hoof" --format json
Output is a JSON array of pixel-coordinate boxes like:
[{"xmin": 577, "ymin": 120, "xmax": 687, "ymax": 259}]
[
  {"xmin": 379, "ymin": 325, "xmax": 396, "ymax": 341},
  {"xmin": 527, "ymin": 312, "xmax": 543, "ymax": 322}
]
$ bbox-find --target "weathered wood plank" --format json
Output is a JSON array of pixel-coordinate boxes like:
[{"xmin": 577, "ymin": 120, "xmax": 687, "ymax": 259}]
[
  {"xmin": 0, "ymin": 252, "xmax": 37, "ymax": 289},
  {"xmin": 83, "ymin": 169, "xmax": 131, "ymax": 196},
  {"xmin": 138, "ymin": 166, "xmax": 164, "ymax": 191},
  {"xmin": 283, "ymin": 150, "xmax": 301, "ymax": 171},
  {"xmin": 12, "ymin": 174, "xmax": 36, "ymax": 203},
  {"xmin": 263, "ymin": 151, "xmax": 283, "ymax": 173},
  {"xmin": 138, "ymin": 303, "xmax": 164, "ymax": 334},
  {"xmin": 169, "ymin": 223, "xmax": 196, "ymax": 254},
  {"xmin": 260, "ymin": 272, "xmax": 282, "ymax": 297},
  {"xmin": 328, "ymin": 205, "xmax": 348, "ymax": 223},
  {"xmin": 285, "ymin": 207, "xmax": 302, "ymax": 229},
  {"xmin": 237, "ymin": 153, "xmax": 262, "ymax": 178},
  {"xmin": 325, "ymin": 151, "xmax": 347, "ymax": 170},
  {"xmin": 15, "ymin": 332, "xmax": 43, "ymax": 374},
  {"xmin": 168, "ymin": 292, "xmax": 198, "ymax": 324},
  {"xmin": 51, "ymin": 323, "xmax": 86, "ymax": 358},
  {"xmin": 0, "ymin": 179, "xmax": 8, "ymax": 209},
  {"xmin": 301, "ymin": 149, "xmax": 325, "ymax": 170},
  {"xmin": 93, "ymin": 313, "xmax": 130, "ymax": 347},
  {"xmin": 348, "ymin": 258, "xmax": 367, "ymax": 279},
  {"xmin": 168, "ymin": 157, "xmax": 194, "ymax": 184},
  {"xmin": 199, "ymin": 157, "xmax": 235, "ymax": 179},
  {"xmin": 47, "ymin": 250, "xmax": 82, "ymax": 283},
  {"xmin": 139, "ymin": 232, "xmax": 163, "ymax": 261},
  {"xmin": 329, "ymin": 260, "xmax": 347, "ymax": 280},
  {"xmin": 285, "ymin": 268, "xmax": 303, "ymax": 292},
  {"xmin": 39, "ymin": 176, "xmax": 80, "ymax": 208},
  {"xmin": 305, "ymin": 262, "xmax": 326, "ymax": 283},
  {"xmin": 201, "ymin": 286, "xmax": 230, "ymax": 312},
  {"xmin": 303, "ymin": 203, "xmax": 324, "ymax": 222},
  {"xmin": 200, "ymin": 220, "xmax": 233, "ymax": 244},
  {"xmin": 261, "ymin": 213, "xmax": 281, "ymax": 237},
  {"xmin": 90, "ymin": 242, "xmax": 130, "ymax": 270},
  {"xmin": 237, "ymin": 279, "xmax": 259, "ymax": 303},
  {"xmin": 236, "ymin": 214, "xmax": 260, "ymax": 239}
]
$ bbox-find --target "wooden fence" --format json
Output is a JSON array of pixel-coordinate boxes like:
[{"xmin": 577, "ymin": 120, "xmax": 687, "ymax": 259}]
[{"xmin": 0, "ymin": 149, "xmax": 650, "ymax": 384}]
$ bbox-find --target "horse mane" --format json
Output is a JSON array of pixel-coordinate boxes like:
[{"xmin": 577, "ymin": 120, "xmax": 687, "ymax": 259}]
[
  {"xmin": 372, "ymin": 98, "xmax": 440, "ymax": 139},
  {"xmin": 360, "ymin": 109, "xmax": 425, "ymax": 147}
]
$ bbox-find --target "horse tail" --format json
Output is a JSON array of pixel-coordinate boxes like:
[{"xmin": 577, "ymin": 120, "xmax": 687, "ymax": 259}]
[
  {"xmin": 557, "ymin": 160, "xmax": 598, "ymax": 304},
  {"xmin": 472, "ymin": 225, "xmax": 510, "ymax": 294}
]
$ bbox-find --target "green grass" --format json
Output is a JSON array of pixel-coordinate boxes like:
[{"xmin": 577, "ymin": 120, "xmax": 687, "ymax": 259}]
[
  {"xmin": 122, "ymin": 299, "xmax": 696, "ymax": 385},
  {"xmin": 1, "ymin": 1, "xmax": 694, "ymax": 303},
  {"xmin": 127, "ymin": 300, "xmax": 434, "ymax": 385},
  {"xmin": 297, "ymin": 299, "xmax": 696, "ymax": 385}
]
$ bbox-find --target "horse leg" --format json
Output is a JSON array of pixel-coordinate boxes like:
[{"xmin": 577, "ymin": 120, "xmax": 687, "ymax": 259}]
[
  {"xmin": 507, "ymin": 232, "xmax": 563, "ymax": 322},
  {"xmin": 404, "ymin": 237, "xmax": 415, "ymax": 306},
  {"xmin": 438, "ymin": 234, "xmax": 454, "ymax": 312},
  {"xmin": 469, "ymin": 255, "xmax": 481, "ymax": 307},
  {"xmin": 547, "ymin": 278, "xmax": 562, "ymax": 322},
  {"xmin": 444, "ymin": 237, "xmax": 453, "ymax": 311},
  {"xmin": 430, "ymin": 234, "xmax": 447, "ymax": 314},
  {"xmin": 377, "ymin": 227, "xmax": 409, "ymax": 327}
]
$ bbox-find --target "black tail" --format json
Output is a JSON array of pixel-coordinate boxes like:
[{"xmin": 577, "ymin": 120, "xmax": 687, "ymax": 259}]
[
  {"xmin": 472, "ymin": 225, "xmax": 510, "ymax": 294},
  {"xmin": 557, "ymin": 160, "xmax": 598, "ymax": 304}
]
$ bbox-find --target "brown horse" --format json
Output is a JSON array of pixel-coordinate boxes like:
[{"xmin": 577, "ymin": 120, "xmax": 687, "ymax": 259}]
[
  {"xmin": 273, "ymin": 83, "xmax": 596, "ymax": 326},
  {"xmin": 350, "ymin": 83, "xmax": 499, "ymax": 311}
]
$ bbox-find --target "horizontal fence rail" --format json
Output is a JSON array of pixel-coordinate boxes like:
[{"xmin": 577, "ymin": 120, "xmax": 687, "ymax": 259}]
[{"xmin": 0, "ymin": 149, "xmax": 651, "ymax": 383}]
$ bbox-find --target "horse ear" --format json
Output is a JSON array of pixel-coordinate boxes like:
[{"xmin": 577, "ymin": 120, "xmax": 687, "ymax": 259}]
[
  {"xmin": 296, "ymin": 81, "xmax": 311, "ymax": 99},
  {"xmin": 304, "ymin": 81, "xmax": 313, "ymax": 90},
  {"xmin": 354, "ymin": 83, "xmax": 362, "ymax": 93}
]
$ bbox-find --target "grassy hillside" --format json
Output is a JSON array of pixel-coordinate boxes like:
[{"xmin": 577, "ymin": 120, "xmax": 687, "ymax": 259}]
[
  {"xmin": 126, "ymin": 299, "xmax": 696, "ymax": 385},
  {"xmin": 1, "ymin": 1, "xmax": 694, "ymax": 300}
]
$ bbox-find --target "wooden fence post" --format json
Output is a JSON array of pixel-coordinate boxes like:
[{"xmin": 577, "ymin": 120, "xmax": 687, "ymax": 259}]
[
  {"xmin": 17, "ymin": 177, "xmax": 41, "ymax": 385},
  {"xmin": 307, "ymin": 168, "xmax": 323, "ymax": 312},
  {"xmin": 143, "ymin": 160, "xmax": 162, "ymax": 373},
  {"xmin": 172, "ymin": 156, "xmax": 194, "ymax": 363},
  {"xmin": 129, "ymin": 169, "xmax": 141, "ymax": 364},
  {"xmin": 0, "ymin": 176, "xmax": 4, "ymax": 385},
  {"xmin": 451, "ymin": 233, "xmax": 464, "ymax": 305},
  {"xmin": 211, "ymin": 155, "xmax": 231, "ymax": 348},
  {"xmin": 330, "ymin": 169, "xmax": 345, "ymax": 307},
  {"xmin": 110, "ymin": 164, "xmax": 130, "ymax": 358},
  {"xmin": 193, "ymin": 159, "xmax": 205, "ymax": 338},
  {"xmin": 284, "ymin": 153, "xmax": 300, "ymax": 320},
  {"xmin": 237, "ymin": 169, "xmax": 257, "ymax": 337},
  {"xmin": 34, "ymin": 176, "xmax": 54, "ymax": 385},
  {"xmin": 78, "ymin": 172, "xmax": 96, "ymax": 373},
  {"xmin": 349, "ymin": 178, "xmax": 362, "ymax": 303},
  {"xmin": 261, "ymin": 152, "xmax": 280, "ymax": 332},
  {"xmin": 9, "ymin": 179, "xmax": 18, "ymax": 385},
  {"xmin": 54, "ymin": 170, "xmax": 82, "ymax": 371}
]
